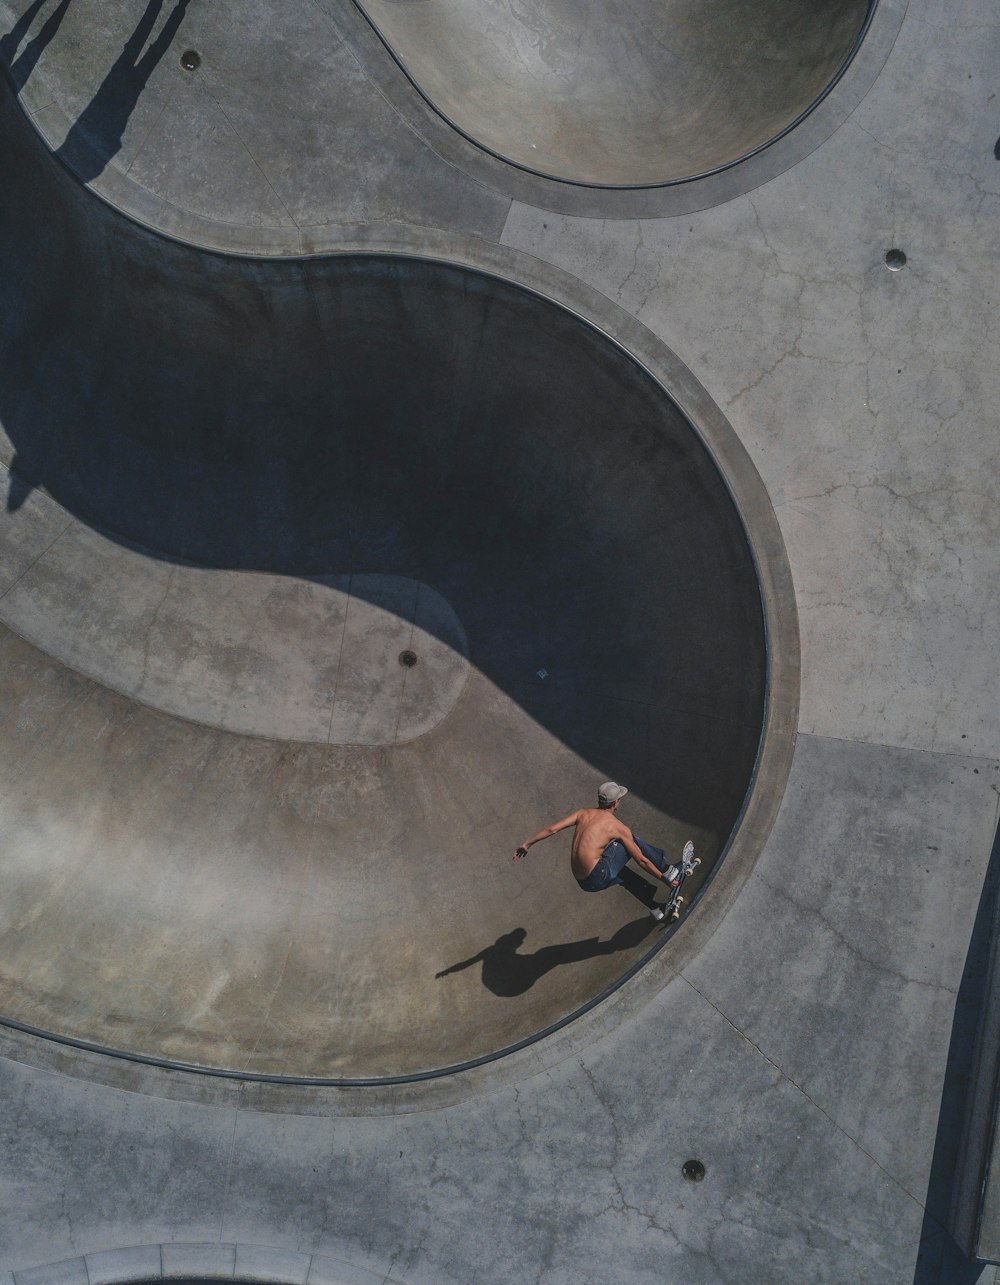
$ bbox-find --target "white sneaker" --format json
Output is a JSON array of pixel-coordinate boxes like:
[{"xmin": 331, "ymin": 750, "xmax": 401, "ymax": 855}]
[
  {"xmin": 650, "ymin": 904, "xmax": 666, "ymax": 921},
  {"xmin": 682, "ymin": 841, "xmax": 695, "ymax": 864}
]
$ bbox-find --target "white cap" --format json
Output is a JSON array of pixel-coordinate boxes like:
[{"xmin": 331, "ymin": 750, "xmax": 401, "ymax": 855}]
[{"xmin": 598, "ymin": 781, "xmax": 628, "ymax": 805}]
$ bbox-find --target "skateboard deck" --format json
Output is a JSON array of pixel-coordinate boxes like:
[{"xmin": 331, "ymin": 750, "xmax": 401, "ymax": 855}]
[{"xmin": 660, "ymin": 842, "xmax": 700, "ymax": 922}]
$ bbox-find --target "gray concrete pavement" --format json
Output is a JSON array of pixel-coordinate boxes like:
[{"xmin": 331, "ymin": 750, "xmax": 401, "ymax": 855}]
[{"xmin": 1, "ymin": 0, "xmax": 999, "ymax": 1280}]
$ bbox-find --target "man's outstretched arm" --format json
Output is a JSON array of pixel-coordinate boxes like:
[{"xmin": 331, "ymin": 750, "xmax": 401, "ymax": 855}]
[{"xmin": 513, "ymin": 811, "xmax": 581, "ymax": 860}]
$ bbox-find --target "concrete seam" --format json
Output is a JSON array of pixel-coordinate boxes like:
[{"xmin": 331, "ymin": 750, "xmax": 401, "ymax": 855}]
[
  {"xmin": 829, "ymin": 0, "xmax": 911, "ymax": 134},
  {"xmin": 392, "ymin": 580, "xmax": 420, "ymax": 745},
  {"xmin": 218, "ymin": 1108, "xmax": 240, "ymax": 1242},
  {"xmin": 846, "ymin": 75, "xmax": 997, "ymax": 193},
  {"xmin": 335, "ymin": 17, "xmax": 511, "ymax": 210},
  {"xmin": 202, "ymin": 86, "xmax": 300, "ymax": 232},
  {"xmin": 123, "ymin": 85, "xmax": 173, "ymax": 179},
  {"xmin": 239, "ymin": 934, "xmax": 298, "ymax": 1073},
  {"xmin": 326, "ymin": 572, "xmax": 353, "ymax": 745},
  {"xmin": 0, "ymin": 514, "xmax": 75, "ymax": 605},
  {"xmin": 12, "ymin": 1243, "xmax": 400, "ymax": 1283},
  {"xmin": 677, "ymin": 971, "xmax": 930, "ymax": 1213},
  {"xmin": 497, "ymin": 198, "xmax": 517, "ymax": 247},
  {"xmin": 798, "ymin": 728, "xmax": 1000, "ymax": 767}
]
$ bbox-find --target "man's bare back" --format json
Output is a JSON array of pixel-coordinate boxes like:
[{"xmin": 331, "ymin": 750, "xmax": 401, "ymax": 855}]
[
  {"xmin": 513, "ymin": 784, "xmax": 673, "ymax": 885},
  {"xmin": 568, "ymin": 808, "xmax": 635, "ymax": 878}
]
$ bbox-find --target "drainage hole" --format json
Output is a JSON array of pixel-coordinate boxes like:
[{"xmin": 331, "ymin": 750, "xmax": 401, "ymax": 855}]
[
  {"xmin": 682, "ymin": 1159, "xmax": 706, "ymax": 1183},
  {"xmin": 884, "ymin": 248, "xmax": 907, "ymax": 271},
  {"xmin": 180, "ymin": 50, "xmax": 201, "ymax": 70},
  {"xmin": 399, "ymin": 650, "xmax": 418, "ymax": 668}
]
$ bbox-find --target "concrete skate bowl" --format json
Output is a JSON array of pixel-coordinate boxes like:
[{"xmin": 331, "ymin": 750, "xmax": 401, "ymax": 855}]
[
  {"xmin": 355, "ymin": 0, "xmax": 874, "ymax": 186},
  {"xmin": 0, "ymin": 80, "xmax": 790, "ymax": 1083}
]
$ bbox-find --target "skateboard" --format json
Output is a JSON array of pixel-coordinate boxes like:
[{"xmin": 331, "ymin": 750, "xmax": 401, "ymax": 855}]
[{"xmin": 655, "ymin": 841, "xmax": 700, "ymax": 923}]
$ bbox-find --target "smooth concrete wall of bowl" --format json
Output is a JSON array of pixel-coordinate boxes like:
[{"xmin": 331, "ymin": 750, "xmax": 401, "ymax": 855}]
[
  {"xmin": 5, "ymin": 0, "xmax": 1000, "ymax": 1281},
  {"xmin": 0, "ymin": 81, "xmax": 797, "ymax": 1083},
  {"xmin": 355, "ymin": 0, "xmax": 871, "ymax": 186}
]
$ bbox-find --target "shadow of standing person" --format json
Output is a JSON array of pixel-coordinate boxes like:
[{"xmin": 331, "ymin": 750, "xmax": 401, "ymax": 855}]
[
  {"xmin": 0, "ymin": 0, "xmax": 73, "ymax": 92},
  {"xmin": 435, "ymin": 918, "xmax": 656, "ymax": 998},
  {"xmin": 54, "ymin": 0, "xmax": 189, "ymax": 184}
]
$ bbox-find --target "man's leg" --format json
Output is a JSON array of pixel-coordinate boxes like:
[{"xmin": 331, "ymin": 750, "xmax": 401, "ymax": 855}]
[
  {"xmin": 632, "ymin": 835, "xmax": 683, "ymax": 902},
  {"xmin": 598, "ymin": 840, "xmax": 654, "ymax": 908},
  {"xmin": 629, "ymin": 833, "xmax": 685, "ymax": 921},
  {"xmin": 603, "ymin": 839, "xmax": 676, "ymax": 909},
  {"xmin": 631, "ymin": 833, "xmax": 678, "ymax": 880},
  {"xmin": 606, "ymin": 837, "xmax": 669, "ymax": 911}
]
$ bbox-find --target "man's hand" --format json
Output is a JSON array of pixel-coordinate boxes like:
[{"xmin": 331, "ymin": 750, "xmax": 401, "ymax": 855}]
[{"xmin": 513, "ymin": 811, "xmax": 581, "ymax": 863}]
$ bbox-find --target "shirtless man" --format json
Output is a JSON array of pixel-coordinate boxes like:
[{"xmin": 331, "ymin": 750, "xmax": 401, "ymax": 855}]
[{"xmin": 513, "ymin": 781, "xmax": 692, "ymax": 920}]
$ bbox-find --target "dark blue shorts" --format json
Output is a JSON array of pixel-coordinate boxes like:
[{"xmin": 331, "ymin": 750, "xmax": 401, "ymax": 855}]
[{"xmin": 576, "ymin": 834, "xmax": 667, "ymax": 892}]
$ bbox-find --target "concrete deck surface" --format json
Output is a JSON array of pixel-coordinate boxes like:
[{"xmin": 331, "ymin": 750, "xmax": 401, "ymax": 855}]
[{"xmin": 1, "ymin": 0, "xmax": 999, "ymax": 1281}]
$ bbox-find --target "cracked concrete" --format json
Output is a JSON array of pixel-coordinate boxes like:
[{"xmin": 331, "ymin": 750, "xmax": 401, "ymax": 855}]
[
  {"xmin": 1, "ymin": 0, "xmax": 999, "ymax": 1279},
  {"xmin": 503, "ymin": 0, "xmax": 1000, "ymax": 761}
]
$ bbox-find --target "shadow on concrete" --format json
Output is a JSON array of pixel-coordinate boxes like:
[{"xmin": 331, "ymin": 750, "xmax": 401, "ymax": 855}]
[
  {"xmin": 53, "ymin": 0, "xmax": 189, "ymax": 183},
  {"xmin": 0, "ymin": 4, "xmax": 775, "ymax": 1079},
  {"xmin": 435, "ymin": 916, "xmax": 656, "ymax": 997},
  {"xmin": 912, "ymin": 817, "xmax": 1000, "ymax": 1284},
  {"xmin": 0, "ymin": 71, "xmax": 767, "ymax": 851},
  {"xmin": 0, "ymin": 0, "xmax": 72, "ymax": 91}
]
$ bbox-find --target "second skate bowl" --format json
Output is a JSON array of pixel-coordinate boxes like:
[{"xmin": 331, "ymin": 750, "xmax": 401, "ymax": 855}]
[
  {"xmin": 0, "ymin": 82, "xmax": 777, "ymax": 1080},
  {"xmin": 354, "ymin": 0, "xmax": 873, "ymax": 186}
]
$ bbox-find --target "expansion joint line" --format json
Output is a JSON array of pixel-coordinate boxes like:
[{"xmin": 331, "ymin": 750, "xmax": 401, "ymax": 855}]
[
  {"xmin": 677, "ymin": 972, "xmax": 929, "ymax": 1214},
  {"xmin": 0, "ymin": 514, "xmax": 75, "ymax": 604},
  {"xmin": 218, "ymin": 1105, "xmax": 240, "ymax": 1241}
]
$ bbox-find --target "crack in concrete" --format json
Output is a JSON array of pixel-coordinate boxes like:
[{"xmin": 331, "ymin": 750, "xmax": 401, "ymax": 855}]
[
  {"xmin": 575, "ymin": 1058, "xmax": 679, "ymax": 1241},
  {"xmin": 757, "ymin": 875, "xmax": 958, "ymax": 996},
  {"xmin": 782, "ymin": 474, "xmax": 985, "ymax": 598},
  {"xmin": 217, "ymin": 1106, "xmax": 240, "ymax": 1242},
  {"xmin": 204, "ymin": 85, "xmax": 300, "ymax": 231},
  {"xmin": 677, "ymin": 974, "xmax": 930, "ymax": 1214},
  {"xmin": 135, "ymin": 564, "xmax": 177, "ymax": 701},
  {"xmin": 0, "ymin": 514, "xmax": 75, "ymax": 605}
]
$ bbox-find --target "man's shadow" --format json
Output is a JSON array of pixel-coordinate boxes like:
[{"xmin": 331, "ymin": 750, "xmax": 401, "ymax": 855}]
[
  {"xmin": 2, "ymin": 0, "xmax": 189, "ymax": 185},
  {"xmin": 435, "ymin": 916, "xmax": 656, "ymax": 998},
  {"xmin": 54, "ymin": 0, "xmax": 189, "ymax": 183},
  {"xmin": 0, "ymin": 0, "xmax": 73, "ymax": 92}
]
